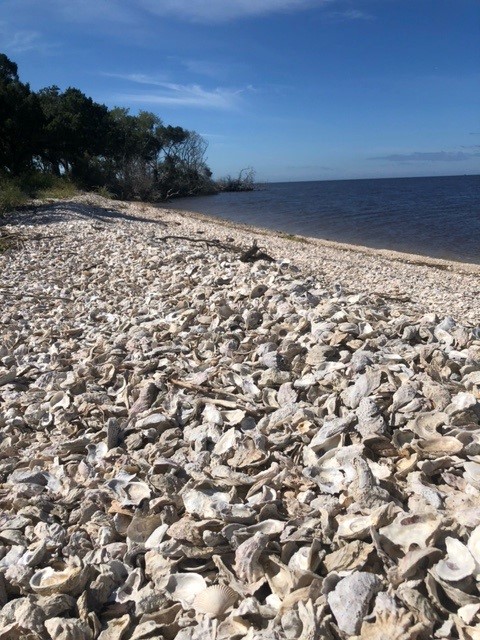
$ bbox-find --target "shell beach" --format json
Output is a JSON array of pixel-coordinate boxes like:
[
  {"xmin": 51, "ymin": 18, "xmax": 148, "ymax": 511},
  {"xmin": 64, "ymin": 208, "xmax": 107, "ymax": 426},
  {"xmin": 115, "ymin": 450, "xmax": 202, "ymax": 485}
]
[{"xmin": 1, "ymin": 194, "xmax": 480, "ymax": 639}]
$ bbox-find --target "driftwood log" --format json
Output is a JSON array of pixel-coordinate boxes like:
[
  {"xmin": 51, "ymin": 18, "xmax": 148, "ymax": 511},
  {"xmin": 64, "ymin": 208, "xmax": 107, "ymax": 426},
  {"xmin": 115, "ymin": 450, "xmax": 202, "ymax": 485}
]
[{"xmin": 157, "ymin": 235, "xmax": 275, "ymax": 263}]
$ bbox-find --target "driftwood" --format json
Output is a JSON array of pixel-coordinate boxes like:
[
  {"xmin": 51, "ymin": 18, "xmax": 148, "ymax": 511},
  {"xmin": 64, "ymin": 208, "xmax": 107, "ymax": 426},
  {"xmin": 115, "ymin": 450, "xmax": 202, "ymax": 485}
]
[
  {"xmin": 240, "ymin": 240, "xmax": 274, "ymax": 263},
  {"xmin": 156, "ymin": 235, "xmax": 237, "ymax": 252},
  {"xmin": 157, "ymin": 235, "xmax": 275, "ymax": 263}
]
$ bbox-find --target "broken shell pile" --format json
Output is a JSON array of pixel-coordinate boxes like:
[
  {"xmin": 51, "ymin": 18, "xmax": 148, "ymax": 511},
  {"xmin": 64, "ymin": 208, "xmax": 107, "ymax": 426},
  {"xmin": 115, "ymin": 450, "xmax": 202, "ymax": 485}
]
[{"xmin": 1, "ymin": 199, "xmax": 480, "ymax": 639}]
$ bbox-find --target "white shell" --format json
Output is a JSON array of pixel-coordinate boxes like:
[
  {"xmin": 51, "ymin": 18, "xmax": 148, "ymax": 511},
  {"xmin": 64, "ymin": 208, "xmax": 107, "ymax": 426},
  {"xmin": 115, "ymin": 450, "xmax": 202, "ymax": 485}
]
[
  {"xmin": 434, "ymin": 537, "xmax": 475, "ymax": 581},
  {"xmin": 193, "ymin": 584, "xmax": 238, "ymax": 617},
  {"xmin": 45, "ymin": 617, "xmax": 92, "ymax": 640},
  {"xmin": 415, "ymin": 436, "xmax": 463, "ymax": 457},
  {"xmin": 380, "ymin": 512, "xmax": 441, "ymax": 551},
  {"xmin": 166, "ymin": 573, "xmax": 207, "ymax": 608},
  {"xmin": 468, "ymin": 525, "xmax": 480, "ymax": 568}
]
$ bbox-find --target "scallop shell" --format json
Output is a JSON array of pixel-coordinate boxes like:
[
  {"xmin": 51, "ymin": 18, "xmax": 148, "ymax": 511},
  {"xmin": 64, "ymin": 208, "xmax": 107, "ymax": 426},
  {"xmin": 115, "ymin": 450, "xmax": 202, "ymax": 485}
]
[
  {"xmin": 193, "ymin": 584, "xmax": 238, "ymax": 617},
  {"xmin": 360, "ymin": 608, "xmax": 424, "ymax": 640},
  {"xmin": 166, "ymin": 573, "xmax": 207, "ymax": 609}
]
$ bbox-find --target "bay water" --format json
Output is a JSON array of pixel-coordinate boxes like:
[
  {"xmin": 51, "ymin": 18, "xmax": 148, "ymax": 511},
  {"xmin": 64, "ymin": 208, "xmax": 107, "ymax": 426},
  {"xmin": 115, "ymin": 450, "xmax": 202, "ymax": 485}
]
[{"xmin": 168, "ymin": 174, "xmax": 480, "ymax": 264}]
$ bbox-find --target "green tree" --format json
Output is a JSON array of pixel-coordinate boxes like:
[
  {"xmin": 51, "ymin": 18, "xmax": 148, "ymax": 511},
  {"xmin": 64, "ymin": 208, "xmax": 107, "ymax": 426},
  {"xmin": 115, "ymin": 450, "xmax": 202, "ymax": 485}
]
[
  {"xmin": 37, "ymin": 86, "xmax": 109, "ymax": 179},
  {"xmin": 0, "ymin": 53, "xmax": 43, "ymax": 175}
]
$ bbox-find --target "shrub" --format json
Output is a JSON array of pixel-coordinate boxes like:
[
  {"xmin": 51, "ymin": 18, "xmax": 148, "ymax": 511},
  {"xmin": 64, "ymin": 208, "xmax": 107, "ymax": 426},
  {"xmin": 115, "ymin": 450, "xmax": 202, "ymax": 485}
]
[
  {"xmin": 0, "ymin": 177, "xmax": 27, "ymax": 215},
  {"xmin": 217, "ymin": 167, "xmax": 255, "ymax": 192}
]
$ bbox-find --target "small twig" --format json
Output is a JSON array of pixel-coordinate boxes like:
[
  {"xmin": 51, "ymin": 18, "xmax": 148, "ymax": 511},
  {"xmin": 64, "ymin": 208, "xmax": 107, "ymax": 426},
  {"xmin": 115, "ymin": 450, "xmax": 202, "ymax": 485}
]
[
  {"xmin": 170, "ymin": 377, "xmax": 239, "ymax": 398},
  {"xmin": 372, "ymin": 292, "xmax": 411, "ymax": 302},
  {"xmin": 170, "ymin": 378, "xmax": 260, "ymax": 415}
]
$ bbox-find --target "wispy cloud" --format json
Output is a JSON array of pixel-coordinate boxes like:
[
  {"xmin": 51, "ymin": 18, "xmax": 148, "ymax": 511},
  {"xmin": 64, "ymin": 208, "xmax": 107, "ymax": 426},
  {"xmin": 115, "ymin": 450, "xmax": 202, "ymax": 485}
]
[
  {"xmin": 327, "ymin": 9, "xmax": 374, "ymax": 21},
  {"xmin": 3, "ymin": 0, "xmax": 356, "ymax": 27},
  {"xmin": 139, "ymin": 0, "xmax": 333, "ymax": 23},
  {"xmin": 109, "ymin": 74, "xmax": 252, "ymax": 109},
  {"xmin": 103, "ymin": 72, "xmax": 169, "ymax": 86},
  {"xmin": 0, "ymin": 22, "xmax": 55, "ymax": 54},
  {"xmin": 198, "ymin": 133, "xmax": 227, "ymax": 139},
  {"xmin": 373, "ymin": 151, "xmax": 480, "ymax": 163},
  {"xmin": 181, "ymin": 59, "xmax": 229, "ymax": 79}
]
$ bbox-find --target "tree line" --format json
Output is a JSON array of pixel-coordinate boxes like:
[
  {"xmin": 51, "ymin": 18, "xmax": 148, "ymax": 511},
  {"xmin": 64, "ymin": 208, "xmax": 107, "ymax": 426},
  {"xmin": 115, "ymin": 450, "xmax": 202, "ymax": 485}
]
[{"xmin": 0, "ymin": 53, "xmax": 253, "ymax": 206}]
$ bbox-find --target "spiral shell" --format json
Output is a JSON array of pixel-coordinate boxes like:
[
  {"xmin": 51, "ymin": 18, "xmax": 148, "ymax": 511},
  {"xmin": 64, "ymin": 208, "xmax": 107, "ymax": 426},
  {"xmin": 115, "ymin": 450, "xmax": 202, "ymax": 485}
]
[{"xmin": 193, "ymin": 584, "xmax": 238, "ymax": 617}]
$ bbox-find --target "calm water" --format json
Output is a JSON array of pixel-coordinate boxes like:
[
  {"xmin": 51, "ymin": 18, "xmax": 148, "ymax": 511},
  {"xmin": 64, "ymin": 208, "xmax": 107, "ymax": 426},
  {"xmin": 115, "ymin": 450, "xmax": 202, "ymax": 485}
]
[{"xmin": 168, "ymin": 175, "xmax": 480, "ymax": 264}]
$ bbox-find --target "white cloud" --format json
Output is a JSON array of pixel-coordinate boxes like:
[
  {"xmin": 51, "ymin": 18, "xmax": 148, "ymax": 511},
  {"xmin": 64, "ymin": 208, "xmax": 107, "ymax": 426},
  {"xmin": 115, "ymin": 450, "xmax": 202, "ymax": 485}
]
[
  {"xmin": 113, "ymin": 77, "xmax": 250, "ymax": 109},
  {"xmin": 0, "ymin": 22, "xmax": 54, "ymax": 54},
  {"xmin": 103, "ymin": 73, "xmax": 169, "ymax": 86},
  {"xmin": 2, "ymin": 0, "xmax": 345, "ymax": 27},
  {"xmin": 139, "ymin": 0, "xmax": 333, "ymax": 23},
  {"xmin": 328, "ymin": 9, "xmax": 374, "ymax": 21}
]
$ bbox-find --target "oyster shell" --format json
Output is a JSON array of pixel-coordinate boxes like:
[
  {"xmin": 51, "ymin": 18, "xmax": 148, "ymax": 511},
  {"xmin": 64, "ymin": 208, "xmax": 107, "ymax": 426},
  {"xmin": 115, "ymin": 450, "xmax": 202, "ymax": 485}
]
[
  {"xmin": 1, "ymin": 195, "xmax": 480, "ymax": 639},
  {"xmin": 29, "ymin": 564, "xmax": 88, "ymax": 597}
]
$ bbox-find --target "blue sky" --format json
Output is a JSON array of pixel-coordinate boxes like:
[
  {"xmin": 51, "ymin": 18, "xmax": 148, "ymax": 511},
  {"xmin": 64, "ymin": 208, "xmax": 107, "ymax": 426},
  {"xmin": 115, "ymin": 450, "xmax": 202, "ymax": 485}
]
[{"xmin": 1, "ymin": 0, "xmax": 479, "ymax": 181}]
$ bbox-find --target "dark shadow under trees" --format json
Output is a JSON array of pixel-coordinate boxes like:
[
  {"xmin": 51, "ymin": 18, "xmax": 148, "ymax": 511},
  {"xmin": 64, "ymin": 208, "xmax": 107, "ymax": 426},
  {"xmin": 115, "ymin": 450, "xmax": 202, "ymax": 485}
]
[{"xmin": 0, "ymin": 201, "xmax": 167, "ymax": 227}]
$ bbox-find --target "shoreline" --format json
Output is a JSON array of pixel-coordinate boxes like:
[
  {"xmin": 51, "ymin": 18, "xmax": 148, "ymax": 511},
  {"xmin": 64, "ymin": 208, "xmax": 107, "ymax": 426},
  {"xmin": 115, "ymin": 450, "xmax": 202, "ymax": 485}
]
[
  {"xmin": 142, "ymin": 199, "xmax": 480, "ymax": 324},
  {"xmin": 164, "ymin": 204, "xmax": 480, "ymax": 275},
  {"xmin": 3, "ymin": 193, "xmax": 480, "ymax": 324}
]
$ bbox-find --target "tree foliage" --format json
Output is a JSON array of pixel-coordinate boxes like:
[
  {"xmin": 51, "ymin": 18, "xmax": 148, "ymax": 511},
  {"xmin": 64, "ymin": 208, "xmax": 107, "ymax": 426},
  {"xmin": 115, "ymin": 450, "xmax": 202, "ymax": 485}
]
[
  {"xmin": 0, "ymin": 54, "xmax": 217, "ymax": 200},
  {"xmin": 0, "ymin": 54, "xmax": 44, "ymax": 175},
  {"xmin": 217, "ymin": 167, "xmax": 256, "ymax": 192}
]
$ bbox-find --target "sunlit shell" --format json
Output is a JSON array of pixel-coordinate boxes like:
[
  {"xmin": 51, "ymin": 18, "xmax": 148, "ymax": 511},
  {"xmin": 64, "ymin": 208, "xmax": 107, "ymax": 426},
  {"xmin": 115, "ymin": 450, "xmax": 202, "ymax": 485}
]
[
  {"xmin": 165, "ymin": 573, "xmax": 207, "ymax": 608},
  {"xmin": 415, "ymin": 436, "xmax": 463, "ymax": 457},
  {"xmin": 379, "ymin": 512, "xmax": 441, "ymax": 552},
  {"xmin": 49, "ymin": 390, "xmax": 71, "ymax": 411},
  {"xmin": 434, "ymin": 537, "xmax": 476, "ymax": 582},
  {"xmin": 392, "ymin": 546, "xmax": 442, "ymax": 584},
  {"xmin": 408, "ymin": 412, "xmax": 448, "ymax": 439},
  {"xmin": 44, "ymin": 617, "xmax": 93, "ymax": 640},
  {"xmin": 464, "ymin": 462, "xmax": 480, "ymax": 488},
  {"xmin": 193, "ymin": 584, "xmax": 238, "ymax": 617},
  {"xmin": 30, "ymin": 565, "xmax": 88, "ymax": 596},
  {"xmin": 96, "ymin": 614, "xmax": 131, "ymax": 640},
  {"xmin": 467, "ymin": 524, "xmax": 480, "ymax": 567}
]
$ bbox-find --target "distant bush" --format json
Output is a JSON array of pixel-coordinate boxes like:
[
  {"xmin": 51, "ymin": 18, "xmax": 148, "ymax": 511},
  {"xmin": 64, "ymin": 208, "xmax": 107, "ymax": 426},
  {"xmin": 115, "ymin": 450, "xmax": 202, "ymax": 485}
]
[
  {"xmin": 94, "ymin": 185, "xmax": 115, "ymax": 199},
  {"xmin": 217, "ymin": 167, "xmax": 256, "ymax": 192},
  {"xmin": 36, "ymin": 176, "xmax": 78, "ymax": 200},
  {"xmin": 0, "ymin": 172, "xmax": 78, "ymax": 216},
  {"xmin": 0, "ymin": 176, "xmax": 27, "ymax": 215},
  {"xmin": 16, "ymin": 172, "xmax": 78, "ymax": 199}
]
